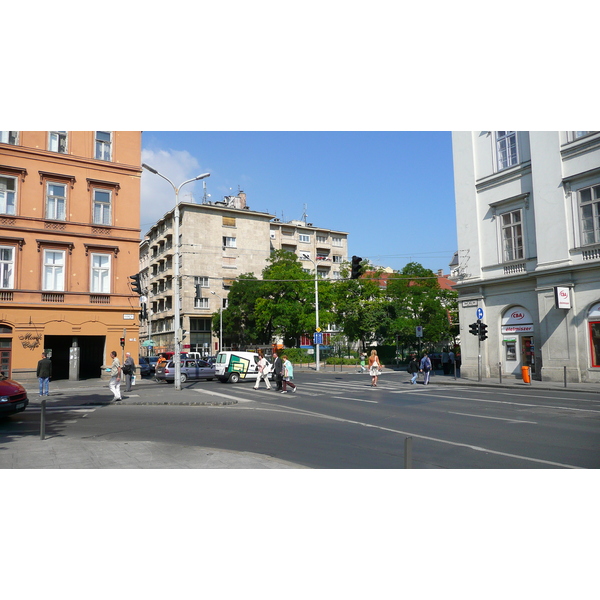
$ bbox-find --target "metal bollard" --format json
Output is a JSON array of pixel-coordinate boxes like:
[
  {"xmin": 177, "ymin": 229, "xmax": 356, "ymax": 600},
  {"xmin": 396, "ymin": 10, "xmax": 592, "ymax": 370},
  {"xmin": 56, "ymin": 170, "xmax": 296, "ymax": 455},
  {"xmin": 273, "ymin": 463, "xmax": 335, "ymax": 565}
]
[
  {"xmin": 499, "ymin": 362, "xmax": 502, "ymax": 384},
  {"xmin": 404, "ymin": 436, "xmax": 413, "ymax": 469},
  {"xmin": 40, "ymin": 399, "xmax": 46, "ymax": 441},
  {"xmin": 564, "ymin": 365, "xmax": 567, "ymax": 388}
]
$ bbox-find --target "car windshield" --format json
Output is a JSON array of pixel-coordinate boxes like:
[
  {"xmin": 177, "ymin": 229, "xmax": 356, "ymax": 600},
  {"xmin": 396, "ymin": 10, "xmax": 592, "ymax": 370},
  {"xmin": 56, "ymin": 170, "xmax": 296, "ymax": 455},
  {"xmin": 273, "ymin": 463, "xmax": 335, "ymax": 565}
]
[{"xmin": 216, "ymin": 354, "xmax": 227, "ymax": 364}]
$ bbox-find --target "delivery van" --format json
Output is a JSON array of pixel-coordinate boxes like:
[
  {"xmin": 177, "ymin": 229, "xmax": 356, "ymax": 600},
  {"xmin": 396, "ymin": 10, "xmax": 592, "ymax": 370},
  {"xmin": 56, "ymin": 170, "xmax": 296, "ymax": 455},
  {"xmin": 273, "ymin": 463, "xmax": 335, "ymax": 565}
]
[{"xmin": 215, "ymin": 351, "xmax": 273, "ymax": 383}]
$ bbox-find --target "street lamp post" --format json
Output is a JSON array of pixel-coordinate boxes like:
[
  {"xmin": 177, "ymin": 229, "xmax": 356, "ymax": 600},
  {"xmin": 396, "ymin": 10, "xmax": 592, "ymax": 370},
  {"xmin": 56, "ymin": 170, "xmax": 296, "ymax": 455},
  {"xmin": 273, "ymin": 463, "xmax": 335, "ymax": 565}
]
[
  {"xmin": 303, "ymin": 255, "xmax": 321, "ymax": 372},
  {"xmin": 210, "ymin": 291, "xmax": 223, "ymax": 353},
  {"xmin": 142, "ymin": 163, "xmax": 210, "ymax": 391}
]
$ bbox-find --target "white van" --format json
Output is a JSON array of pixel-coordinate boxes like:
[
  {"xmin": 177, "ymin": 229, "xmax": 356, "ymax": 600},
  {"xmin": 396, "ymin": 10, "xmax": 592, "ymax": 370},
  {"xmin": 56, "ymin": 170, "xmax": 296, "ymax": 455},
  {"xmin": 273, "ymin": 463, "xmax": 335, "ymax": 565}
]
[{"xmin": 215, "ymin": 351, "xmax": 272, "ymax": 383}]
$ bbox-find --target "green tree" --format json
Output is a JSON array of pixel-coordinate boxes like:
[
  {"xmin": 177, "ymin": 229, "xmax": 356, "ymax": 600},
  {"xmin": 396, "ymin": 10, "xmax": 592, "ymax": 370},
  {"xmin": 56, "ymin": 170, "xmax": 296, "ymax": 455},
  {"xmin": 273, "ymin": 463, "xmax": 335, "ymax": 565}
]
[
  {"xmin": 332, "ymin": 261, "xmax": 386, "ymax": 349},
  {"xmin": 384, "ymin": 262, "xmax": 456, "ymax": 348}
]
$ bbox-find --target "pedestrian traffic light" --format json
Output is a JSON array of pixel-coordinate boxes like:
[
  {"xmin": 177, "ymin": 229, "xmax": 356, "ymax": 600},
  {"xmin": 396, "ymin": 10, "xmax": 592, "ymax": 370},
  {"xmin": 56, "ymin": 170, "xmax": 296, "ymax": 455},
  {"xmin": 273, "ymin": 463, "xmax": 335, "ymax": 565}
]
[
  {"xmin": 130, "ymin": 273, "xmax": 143, "ymax": 295},
  {"xmin": 120, "ymin": 337, "xmax": 125, "ymax": 347},
  {"xmin": 479, "ymin": 322, "xmax": 488, "ymax": 341},
  {"xmin": 469, "ymin": 322, "xmax": 479, "ymax": 337},
  {"xmin": 351, "ymin": 255, "xmax": 363, "ymax": 279}
]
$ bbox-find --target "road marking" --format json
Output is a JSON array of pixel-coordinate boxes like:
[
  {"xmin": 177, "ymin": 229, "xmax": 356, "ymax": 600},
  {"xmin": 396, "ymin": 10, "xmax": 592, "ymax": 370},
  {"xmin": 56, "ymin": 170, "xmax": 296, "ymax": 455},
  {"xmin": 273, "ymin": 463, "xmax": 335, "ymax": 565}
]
[
  {"xmin": 448, "ymin": 411, "xmax": 537, "ymax": 424},
  {"xmin": 194, "ymin": 389, "xmax": 254, "ymax": 403},
  {"xmin": 265, "ymin": 404, "xmax": 583, "ymax": 468},
  {"xmin": 413, "ymin": 391, "xmax": 600, "ymax": 414},
  {"xmin": 25, "ymin": 406, "xmax": 97, "ymax": 413},
  {"xmin": 333, "ymin": 396, "xmax": 378, "ymax": 403}
]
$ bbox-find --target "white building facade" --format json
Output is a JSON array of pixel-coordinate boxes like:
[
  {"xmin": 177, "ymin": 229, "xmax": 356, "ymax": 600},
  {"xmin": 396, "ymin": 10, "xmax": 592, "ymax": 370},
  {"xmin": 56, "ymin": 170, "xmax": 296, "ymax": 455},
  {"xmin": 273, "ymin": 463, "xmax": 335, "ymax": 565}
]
[{"xmin": 452, "ymin": 131, "xmax": 600, "ymax": 383}]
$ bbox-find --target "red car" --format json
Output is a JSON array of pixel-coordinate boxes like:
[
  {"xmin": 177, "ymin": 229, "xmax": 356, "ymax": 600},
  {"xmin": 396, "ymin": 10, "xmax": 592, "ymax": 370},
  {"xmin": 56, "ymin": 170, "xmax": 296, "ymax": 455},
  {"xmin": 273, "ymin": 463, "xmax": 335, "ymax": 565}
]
[{"xmin": 0, "ymin": 374, "xmax": 29, "ymax": 417}]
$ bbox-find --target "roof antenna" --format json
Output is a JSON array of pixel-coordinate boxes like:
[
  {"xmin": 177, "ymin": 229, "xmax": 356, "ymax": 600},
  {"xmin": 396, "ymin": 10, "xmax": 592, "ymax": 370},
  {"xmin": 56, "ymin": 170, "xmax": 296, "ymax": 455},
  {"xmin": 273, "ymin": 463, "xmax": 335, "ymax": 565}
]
[{"xmin": 302, "ymin": 203, "xmax": 308, "ymax": 225}]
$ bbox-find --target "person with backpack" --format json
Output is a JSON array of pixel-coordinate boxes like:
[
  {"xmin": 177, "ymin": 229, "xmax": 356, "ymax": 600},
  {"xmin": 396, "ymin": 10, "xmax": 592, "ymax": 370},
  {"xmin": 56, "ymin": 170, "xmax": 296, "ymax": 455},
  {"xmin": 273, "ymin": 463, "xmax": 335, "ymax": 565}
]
[
  {"xmin": 407, "ymin": 354, "xmax": 420, "ymax": 385},
  {"xmin": 420, "ymin": 352, "xmax": 432, "ymax": 385}
]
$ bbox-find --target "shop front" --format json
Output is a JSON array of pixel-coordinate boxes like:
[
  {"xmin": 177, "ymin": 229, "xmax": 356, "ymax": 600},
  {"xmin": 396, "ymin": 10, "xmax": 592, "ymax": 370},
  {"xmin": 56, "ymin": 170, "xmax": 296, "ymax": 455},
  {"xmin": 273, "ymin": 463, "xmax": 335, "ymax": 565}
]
[{"xmin": 501, "ymin": 306, "xmax": 535, "ymax": 377}]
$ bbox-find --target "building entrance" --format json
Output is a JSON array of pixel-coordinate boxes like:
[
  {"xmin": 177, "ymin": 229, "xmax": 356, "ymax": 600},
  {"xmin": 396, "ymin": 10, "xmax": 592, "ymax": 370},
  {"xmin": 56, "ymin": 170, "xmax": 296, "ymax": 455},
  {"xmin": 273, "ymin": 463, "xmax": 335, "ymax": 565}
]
[{"xmin": 44, "ymin": 335, "xmax": 105, "ymax": 380}]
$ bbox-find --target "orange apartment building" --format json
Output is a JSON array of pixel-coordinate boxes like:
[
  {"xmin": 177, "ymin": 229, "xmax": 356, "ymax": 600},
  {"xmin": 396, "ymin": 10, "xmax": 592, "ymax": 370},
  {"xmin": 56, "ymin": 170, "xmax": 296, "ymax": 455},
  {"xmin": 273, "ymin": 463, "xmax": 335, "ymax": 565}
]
[{"xmin": 0, "ymin": 131, "xmax": 142, "ymax": 383}]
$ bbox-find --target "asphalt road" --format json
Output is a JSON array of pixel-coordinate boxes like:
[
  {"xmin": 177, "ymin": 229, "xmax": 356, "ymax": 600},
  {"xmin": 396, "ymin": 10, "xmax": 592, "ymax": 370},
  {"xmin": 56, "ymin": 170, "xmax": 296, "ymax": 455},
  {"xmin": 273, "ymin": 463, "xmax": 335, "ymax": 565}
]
[{"xmin": 4, "ymin": 372, "xmax": 599, "ymax": 468}]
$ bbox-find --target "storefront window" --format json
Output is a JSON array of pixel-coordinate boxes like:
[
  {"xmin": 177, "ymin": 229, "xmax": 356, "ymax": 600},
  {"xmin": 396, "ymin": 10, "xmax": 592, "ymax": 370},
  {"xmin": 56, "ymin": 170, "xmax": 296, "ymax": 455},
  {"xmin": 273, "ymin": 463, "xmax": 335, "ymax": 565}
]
[{"xmin": 590, "ymin": 322, "xmax": 600, "ymax": 368}]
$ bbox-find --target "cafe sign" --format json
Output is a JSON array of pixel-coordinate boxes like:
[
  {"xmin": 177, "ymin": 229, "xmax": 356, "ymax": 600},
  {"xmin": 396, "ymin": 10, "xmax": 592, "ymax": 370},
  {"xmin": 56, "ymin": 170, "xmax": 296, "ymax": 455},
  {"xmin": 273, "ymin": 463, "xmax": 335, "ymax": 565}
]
[{"xmin": 554, "ymin": 286, "xmax": 571, "ymax": 310}]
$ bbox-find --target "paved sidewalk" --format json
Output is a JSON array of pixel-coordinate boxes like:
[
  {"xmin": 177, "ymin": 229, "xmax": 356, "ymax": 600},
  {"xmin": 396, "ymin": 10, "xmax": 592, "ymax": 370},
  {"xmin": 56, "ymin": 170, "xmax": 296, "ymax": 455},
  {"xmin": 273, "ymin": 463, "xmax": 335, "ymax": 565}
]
[{"xmin": 0, "ymin": 437, "xmax": 306, "ymax": 469}]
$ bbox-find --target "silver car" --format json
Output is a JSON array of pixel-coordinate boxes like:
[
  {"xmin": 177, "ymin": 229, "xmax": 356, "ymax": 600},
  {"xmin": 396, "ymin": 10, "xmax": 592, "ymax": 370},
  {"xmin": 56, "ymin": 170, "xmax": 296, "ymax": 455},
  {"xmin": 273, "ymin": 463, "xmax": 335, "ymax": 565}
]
[{"xmin": 155, "ymin": 359, "xmax": 216, "ymax": 383}]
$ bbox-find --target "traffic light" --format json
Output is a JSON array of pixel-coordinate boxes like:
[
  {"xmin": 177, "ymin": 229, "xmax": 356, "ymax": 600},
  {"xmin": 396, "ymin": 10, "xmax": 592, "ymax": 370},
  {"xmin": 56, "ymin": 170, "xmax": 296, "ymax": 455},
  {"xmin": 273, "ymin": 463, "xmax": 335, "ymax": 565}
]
[
  {"xmin": 351, "ymin": 255, "xmax": 363, "ymax": 279},
  {"xmin": 469, "ymin": 322, "xmax": 479, "ymax": 337},
  {"xmin": 139, "ymin": 303, "xmax": 148, "ymax": 322},
  {"xmin": 130, "ymin": 273, "xmax": 143, "ymax": 295},
  {"xmin": 479, "ymin": 322, "xmax": 488, "ymax": 341},
  {"xmin": 120, "ymin": 337, "xmax": 125, "ymax": 347}
]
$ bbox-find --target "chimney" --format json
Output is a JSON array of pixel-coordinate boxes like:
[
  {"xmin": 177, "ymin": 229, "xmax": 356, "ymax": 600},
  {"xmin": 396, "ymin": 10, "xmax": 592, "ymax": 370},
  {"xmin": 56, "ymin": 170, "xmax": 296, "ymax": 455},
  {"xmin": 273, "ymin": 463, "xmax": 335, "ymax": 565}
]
[{"xmin": 238, "ymin": 191, "xmax": 247, "ymax": 209}]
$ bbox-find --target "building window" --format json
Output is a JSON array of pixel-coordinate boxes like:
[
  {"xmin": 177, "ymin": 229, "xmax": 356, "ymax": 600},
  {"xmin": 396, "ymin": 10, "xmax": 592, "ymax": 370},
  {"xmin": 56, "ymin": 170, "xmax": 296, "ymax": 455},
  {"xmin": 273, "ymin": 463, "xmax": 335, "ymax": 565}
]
[
  {"xmin": 223, "ymin": 216, "xmax": 236, "ymax": 227},
  {"xmin": 501, "ymin": 209, "xmax": 523, "ymax": 262},
  {"xmin": 93, "ymin": 189, "xmax": 112, "ymax": 225},
  {"xmin": 90, "ymin": 253, "xmax": 111, "ymax": 293},
  {"xmin": 43, "ymin": 249, "xmax": 65, "ymax": 291},
  {"xmin": 223, "ymin": 236, "xmax": 236, "ymax": 248},
  {"xmin": 579, "ymin": 184, "xmax": 600, "ymax": 246},
  {"xmin": 195, "ymin": 297, "xmax": 209, "ymax": 309},
  {"xmin": 0, "ymin": 175, "xmax": 17, "ymax": 215},
  {"xmin": 332, "ymin": 237, "xmax": 343, "ymax": 247},
  {"xmin": 0, "ymin": 246, "xmax": 14, "ymax": 288},
  {"xmin": 194, "ymin": 276, "xmax": 209, "ymax": 288},
  {"xmin": 95, "ymin": 131, "xmax": 112, "ymax": 160},
  {"xmin": 496, "ymin": 131, "xmax": 518, "ymax": 171},
  {"xmin": 333, "ymin": 255, "xmax": 343, "ymax": 263},
  {"xmin": 0, "ymin": 131, "xmax": 18, "ymax": 145},
  {"xmin": 45, "ymin": 182, "xmax": 67, "ymax": 220},
  {"xmin": 48, "ymin": 131, "xmax": 68, "ymax": 153},
  {"xmin": 299, "ymin": 234, "xmax": 311, "ymax": 243},
  {"xmin": 316, "ymin": 235, "xmax": 327, "ymax": 244}
]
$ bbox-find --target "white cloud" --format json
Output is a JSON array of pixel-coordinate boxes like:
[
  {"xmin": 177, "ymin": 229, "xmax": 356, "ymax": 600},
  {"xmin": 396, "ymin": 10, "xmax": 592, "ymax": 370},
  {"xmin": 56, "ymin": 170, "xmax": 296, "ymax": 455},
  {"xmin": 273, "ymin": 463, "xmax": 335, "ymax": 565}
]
[{"xmin": 140, "ymin": 148, "xmax": 208, "ymax": 234}]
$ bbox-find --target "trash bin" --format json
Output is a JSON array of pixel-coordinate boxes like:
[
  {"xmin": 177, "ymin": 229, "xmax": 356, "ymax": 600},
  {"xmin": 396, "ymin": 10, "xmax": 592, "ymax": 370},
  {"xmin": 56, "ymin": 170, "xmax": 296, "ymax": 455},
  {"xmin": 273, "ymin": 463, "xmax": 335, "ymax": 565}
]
[{"xmin": 521, "ymin": 365, "xmax": 531, "ymax": 384}]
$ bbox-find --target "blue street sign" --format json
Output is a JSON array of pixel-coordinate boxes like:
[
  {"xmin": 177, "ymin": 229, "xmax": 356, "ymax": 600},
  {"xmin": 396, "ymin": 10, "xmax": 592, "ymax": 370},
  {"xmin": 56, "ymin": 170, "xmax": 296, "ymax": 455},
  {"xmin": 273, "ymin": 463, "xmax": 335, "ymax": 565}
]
[
  {"xmin": 313, "ymin": 332, "xmax": 323, "ymax": 345},
  {"xmin": 476, "ymin": 308, "xmax": 484, "ymax": 320}
]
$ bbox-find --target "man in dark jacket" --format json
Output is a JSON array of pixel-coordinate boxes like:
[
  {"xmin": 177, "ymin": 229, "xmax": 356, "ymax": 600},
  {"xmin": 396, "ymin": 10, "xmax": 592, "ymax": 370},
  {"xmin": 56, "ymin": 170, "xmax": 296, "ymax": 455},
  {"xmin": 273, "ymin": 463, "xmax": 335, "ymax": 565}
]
[
  {"xmin": 407, "ymin": 354, "xmax": 419, "ymax": 385},
  {"xmin": 273, "ymin": 352, "xmax": 284, "ymax": 391},
  {"xmin": 36, "ymin": 352, "xmax": 52, "ymax": 396}
]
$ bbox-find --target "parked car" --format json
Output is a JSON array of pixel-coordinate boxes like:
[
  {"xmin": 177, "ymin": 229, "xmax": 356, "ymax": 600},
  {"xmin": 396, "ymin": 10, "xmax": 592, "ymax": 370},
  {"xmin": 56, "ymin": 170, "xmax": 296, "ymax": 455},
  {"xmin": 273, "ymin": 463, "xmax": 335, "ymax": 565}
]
[
  {"xmin": 138, "ymin": 356, "xmax": 152, "ymax": 377},
  {"xmin": 155, "ymin": 359, "xmax": 216, "ymax": 383},
  {"xmin": 0, "ymin": 374, "xmax": 29, "ymax": 417}
]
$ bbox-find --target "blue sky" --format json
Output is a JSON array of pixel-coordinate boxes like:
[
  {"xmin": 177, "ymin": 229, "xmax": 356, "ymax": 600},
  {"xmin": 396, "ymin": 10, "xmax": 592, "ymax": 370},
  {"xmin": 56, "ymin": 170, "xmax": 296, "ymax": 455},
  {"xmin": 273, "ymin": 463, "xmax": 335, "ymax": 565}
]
[{"xmin": 141, "ymin": 131, "xmax": 457, "ymax": 274}]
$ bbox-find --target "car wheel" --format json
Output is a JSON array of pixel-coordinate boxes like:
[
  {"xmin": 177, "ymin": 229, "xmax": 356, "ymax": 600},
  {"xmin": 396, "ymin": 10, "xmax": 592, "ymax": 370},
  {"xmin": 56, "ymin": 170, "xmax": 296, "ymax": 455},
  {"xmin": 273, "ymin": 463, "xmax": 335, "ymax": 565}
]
[
  {"xmin": 229, "ymin": 372, "xmax": 240, "ymax": 384},
  {"xmin": 180, "ymin": 373, "xmax": 187, "ymax": 383}
]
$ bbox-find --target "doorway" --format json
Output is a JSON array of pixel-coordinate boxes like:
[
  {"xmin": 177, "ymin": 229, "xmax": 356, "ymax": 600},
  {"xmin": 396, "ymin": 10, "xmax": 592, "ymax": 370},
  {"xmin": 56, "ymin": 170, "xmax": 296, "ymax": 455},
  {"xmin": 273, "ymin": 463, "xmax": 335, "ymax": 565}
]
[{"xmin": 521, "ymin": 336, "xmax": 535, "ymax": 375}]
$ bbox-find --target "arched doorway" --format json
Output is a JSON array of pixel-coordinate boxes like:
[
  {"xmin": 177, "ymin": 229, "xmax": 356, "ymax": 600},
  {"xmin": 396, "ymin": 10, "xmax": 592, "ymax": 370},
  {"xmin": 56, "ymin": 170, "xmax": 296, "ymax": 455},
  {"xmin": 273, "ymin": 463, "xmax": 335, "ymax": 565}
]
[{"xmin": 501, "ymin": 306, "xmax": 535, "ymax": 376}]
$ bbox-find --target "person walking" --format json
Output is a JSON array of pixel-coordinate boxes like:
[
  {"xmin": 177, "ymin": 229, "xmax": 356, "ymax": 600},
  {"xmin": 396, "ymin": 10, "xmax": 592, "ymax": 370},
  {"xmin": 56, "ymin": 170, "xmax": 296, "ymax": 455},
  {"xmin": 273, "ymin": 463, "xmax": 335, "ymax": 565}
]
[
  {"xmin": 109, "ymin": 350, "xmax": 122, "ymax": 401},
  {"xmin": 442, "ymin": 348, "xmax": 450, "ymax": 375},
  {"xmin": 253, "ymin": 349, "xmax": 272, "ymax": 390},
  {"xmin": 359, "ymin": 352, "xmax": 367, "ymax": 373},
  {"xmin": 281, "ymin": 355, "xmax": 297, "ymax": 394},
  {"xmin": 407, "ymin": 354, "xmax": 420, "ymax": 385},
  {"xmin": 36, "ymin": 352, "xmax": 52, "ymax": 396},
  {"xmin": 273, "ymin": 352, "xmax": 284, "ymax": 391},
  {"xmin": 368, "ymin": 349, "xmax": 382, "ymax": 387},
  {"xmin": 123, "ymin": 352, "xmax": 136, "ymax": 392},
  {"xmin": 419, "ymin": 352, "xmax": 432, "ymax": 385},
  {"xmin": 155, "ymin": 353, "xmax": 167, "ymax": 382}
]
